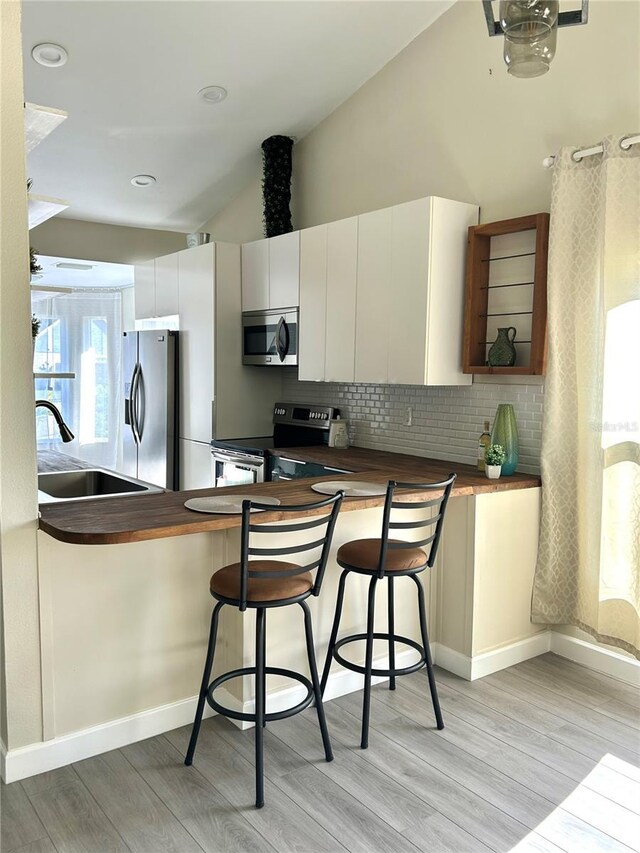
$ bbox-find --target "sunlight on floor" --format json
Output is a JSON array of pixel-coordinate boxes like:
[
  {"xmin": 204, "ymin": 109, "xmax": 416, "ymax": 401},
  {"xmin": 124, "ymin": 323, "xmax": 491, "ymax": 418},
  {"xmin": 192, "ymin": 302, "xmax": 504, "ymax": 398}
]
[{"xmin": 509, "ymin": 754, "xmax": 640, "ymax": 851}]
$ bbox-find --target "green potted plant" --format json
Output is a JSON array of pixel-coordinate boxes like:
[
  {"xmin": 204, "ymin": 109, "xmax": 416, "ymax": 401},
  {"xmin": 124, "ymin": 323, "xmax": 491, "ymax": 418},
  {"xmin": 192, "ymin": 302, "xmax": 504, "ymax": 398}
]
[{"xmin": 485, "ymin": 444, "xmax": 506, "ymax": 479}]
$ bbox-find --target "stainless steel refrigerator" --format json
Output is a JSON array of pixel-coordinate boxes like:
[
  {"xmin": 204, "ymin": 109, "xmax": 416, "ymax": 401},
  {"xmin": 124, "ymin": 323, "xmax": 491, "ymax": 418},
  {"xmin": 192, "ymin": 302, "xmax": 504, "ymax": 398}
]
[{"xmin": 122, "ymin": 330, "xmax": 178, "ymax": 489}]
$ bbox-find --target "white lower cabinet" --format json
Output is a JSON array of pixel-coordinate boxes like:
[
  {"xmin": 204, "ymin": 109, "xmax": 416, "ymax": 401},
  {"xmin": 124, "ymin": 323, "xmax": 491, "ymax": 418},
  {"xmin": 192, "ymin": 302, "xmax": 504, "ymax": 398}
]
[{"xmin": 179, "ymin": 439, "xmax": 213, "ymax": 491}]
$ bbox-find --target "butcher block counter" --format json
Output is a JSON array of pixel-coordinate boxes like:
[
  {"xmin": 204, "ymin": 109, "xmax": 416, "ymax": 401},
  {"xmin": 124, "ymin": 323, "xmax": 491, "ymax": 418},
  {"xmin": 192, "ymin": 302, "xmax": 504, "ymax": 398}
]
[{"xmin": 38, "ymin": 449, "xmax": 540, "ymax": 545}]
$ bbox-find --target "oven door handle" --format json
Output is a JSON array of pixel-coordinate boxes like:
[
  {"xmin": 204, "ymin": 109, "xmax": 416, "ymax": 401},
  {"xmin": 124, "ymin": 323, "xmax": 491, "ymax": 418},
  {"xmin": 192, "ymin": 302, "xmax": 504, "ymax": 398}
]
[
  {"xmin": 211, "ymin": 453, "xmax": 264, "ymax": 470},
  {"xmin": 275, "ymin": 316, "xmax": 289, "ymax": 363},
  {"xmin": 275, "ymin": 456, "xmax": 307, "ymax": 466}
]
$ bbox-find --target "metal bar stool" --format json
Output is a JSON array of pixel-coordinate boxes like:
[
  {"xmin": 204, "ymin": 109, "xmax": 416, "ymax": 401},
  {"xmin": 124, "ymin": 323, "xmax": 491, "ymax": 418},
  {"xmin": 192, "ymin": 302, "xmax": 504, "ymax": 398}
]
[
  {"xmin": 185, "ymin": 492, "xmax": 344, "ymax": 809},
  {"xmin": 320, "ymin": 475, "xmax": 456, "ymax": 749}
]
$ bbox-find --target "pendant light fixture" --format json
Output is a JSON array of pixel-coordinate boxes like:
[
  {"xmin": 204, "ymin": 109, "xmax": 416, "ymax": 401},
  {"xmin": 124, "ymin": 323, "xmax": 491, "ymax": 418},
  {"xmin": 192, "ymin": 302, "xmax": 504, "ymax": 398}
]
[{"xmin": 482, "ymin": 0, "xmax": 588, "ymax": 78}]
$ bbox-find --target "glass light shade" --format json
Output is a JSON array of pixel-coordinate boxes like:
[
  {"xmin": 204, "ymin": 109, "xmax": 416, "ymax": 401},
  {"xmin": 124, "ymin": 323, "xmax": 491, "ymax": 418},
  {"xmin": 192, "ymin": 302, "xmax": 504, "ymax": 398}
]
[
  {"xmin": 504, "ymin": 22, "xmax": 557, "ymax": 77},
  {"xmin": 499, "ymin": 0, "xmax": 559, "ymax": 39}
]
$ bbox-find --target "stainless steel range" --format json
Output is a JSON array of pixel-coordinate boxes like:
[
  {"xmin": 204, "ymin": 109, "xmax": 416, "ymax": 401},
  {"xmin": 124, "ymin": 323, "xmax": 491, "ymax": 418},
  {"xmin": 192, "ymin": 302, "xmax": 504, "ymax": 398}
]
[{"xmin": 210, "ymin": 402, "xmax": 351, "ymax": 487}]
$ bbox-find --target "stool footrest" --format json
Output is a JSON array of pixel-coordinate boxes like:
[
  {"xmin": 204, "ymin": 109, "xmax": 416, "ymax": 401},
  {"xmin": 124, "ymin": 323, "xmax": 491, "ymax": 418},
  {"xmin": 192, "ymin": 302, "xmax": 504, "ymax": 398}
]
[
  {"xmin": 206, "ymin": 666, "xmax": 315, "ymax": 723},
  {"xmin": 333, "ymin": 632, "xmax": 426, "ymax": 678}
]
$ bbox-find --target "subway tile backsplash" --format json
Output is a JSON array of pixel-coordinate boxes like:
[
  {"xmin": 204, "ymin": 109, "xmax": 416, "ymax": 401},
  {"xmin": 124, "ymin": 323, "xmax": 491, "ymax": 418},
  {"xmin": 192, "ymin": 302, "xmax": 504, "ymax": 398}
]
[{"xmin": 282, "ymin": 370, "xmax": 543, "ymax": 473}]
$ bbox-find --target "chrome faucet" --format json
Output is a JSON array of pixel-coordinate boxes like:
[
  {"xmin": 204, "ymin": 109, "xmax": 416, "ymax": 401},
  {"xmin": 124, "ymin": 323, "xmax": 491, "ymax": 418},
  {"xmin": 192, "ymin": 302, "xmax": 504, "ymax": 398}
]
[{"xmin": 35, "ymin": 400, "xmax": 75, "ymax": 443}]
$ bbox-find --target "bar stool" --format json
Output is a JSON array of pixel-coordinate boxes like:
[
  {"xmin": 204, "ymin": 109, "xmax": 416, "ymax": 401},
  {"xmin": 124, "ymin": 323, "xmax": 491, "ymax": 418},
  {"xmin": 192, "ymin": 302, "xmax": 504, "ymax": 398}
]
[
  {"xmin": 320, "ymin": 475, "xmax": 456, "ymax": 749},
  {"xmin": 185, "ymin": 492, "xmax": 343, "ymax": 809}
]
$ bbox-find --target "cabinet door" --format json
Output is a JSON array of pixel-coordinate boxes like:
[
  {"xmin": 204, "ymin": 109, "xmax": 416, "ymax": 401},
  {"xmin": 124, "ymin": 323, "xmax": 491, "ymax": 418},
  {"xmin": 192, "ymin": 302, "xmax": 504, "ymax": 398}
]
[
  {"xmin": 179, "ymin": 439, "xmax": 213, "ymax": 491},
  {"xmin": 269, "ymin": 231, "xmax": 300, "ymax": 309},
  {"xmin": 355, "ymin": 208, "xmax": 392, "ymax": 384},
  {"xmin": 154, "ymin": 252, "xmax": 179, "ymax": 317},
  {"xmin": 298, "ymin": 225, "xmax": 327, "ymax": 381},
  {"xmin": 177, "ymin": 243, "xmax": 215, "ymax": 444},
  {"xmin": 241, "ymin": 239, "xmax": 269, "ymax": 312},
  {"xmin": 425, "ymin": 198, "xmax": 476, "ymax": 386},
  {"xmin": 134, "ymin": 259, "xmax": 156, "ymax": 319},
  {"xmin": 324, "ymin": 217, "xmax": 358, "ymax": 383},
  {"xmin": 388, "ymin": 198, "xmax": 431, "ymax": 385}
]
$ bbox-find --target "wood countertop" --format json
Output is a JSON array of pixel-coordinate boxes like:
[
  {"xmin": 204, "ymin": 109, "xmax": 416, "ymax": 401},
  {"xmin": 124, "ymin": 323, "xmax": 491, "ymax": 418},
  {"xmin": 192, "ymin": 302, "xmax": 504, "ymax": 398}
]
[
  {"xmin": 38, "ymin": 448, "xmax": 540, "ymax": 546},
  {"xmin": 37, "ymin": 450, "xmax": 93, "ymax": 474}
]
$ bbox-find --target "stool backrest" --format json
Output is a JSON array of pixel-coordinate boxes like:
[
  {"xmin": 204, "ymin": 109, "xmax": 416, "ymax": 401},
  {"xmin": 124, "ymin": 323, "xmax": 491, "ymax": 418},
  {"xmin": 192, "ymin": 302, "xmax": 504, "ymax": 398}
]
[
  {"xmin": 238, "ymin": 492, "xmax": 344, "ymax": 610},
  {"xmin": 376, "ymin": 474, "xmax": 456, "ymax": 579}
]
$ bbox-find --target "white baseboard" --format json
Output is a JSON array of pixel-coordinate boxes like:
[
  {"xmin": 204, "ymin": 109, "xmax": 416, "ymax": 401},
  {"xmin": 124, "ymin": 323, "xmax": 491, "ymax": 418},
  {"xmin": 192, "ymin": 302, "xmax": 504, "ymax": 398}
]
[
  {"xmin": 4, "ymin": 631, "xmax": 637, "ymax": 783},
  {"xmin": 1, "ymin": 650, "xmax": 416, "ymax": 784},
  {"xmin": 432, "ymin": 633, "xmax": 551, "ymax": 681},
  {"xmin": 550, "ymin": 632, "xmax": 640, "ymax": 687}
]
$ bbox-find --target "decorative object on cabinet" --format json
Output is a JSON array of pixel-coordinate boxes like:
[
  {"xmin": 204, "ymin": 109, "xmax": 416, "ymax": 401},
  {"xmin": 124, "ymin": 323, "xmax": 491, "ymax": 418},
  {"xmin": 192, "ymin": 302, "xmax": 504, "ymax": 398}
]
[
  {"xmin": 484, "ymin": 444, "xmax": 506, "ymax": 479},
  {"xmin": 487, "ymin": 326, "xmax": 517, "ymax": 366},
  {"xmin": 463, "ymin": 212, "xmax": 549, "ymax": 375},
  {"xmin": 490, "ymin": 404, "xmax": 519, "ymax": 475},
  {"xmin": 186, "ymin": 232, "xmax": 211, "ymax": 248},
  {"xmin": 261, "ymin": 135, "xmax": 293, "ymax": 238},
  {"xmin": 482, "ymin": 1, "xmax": 589, "ymax": 78}
]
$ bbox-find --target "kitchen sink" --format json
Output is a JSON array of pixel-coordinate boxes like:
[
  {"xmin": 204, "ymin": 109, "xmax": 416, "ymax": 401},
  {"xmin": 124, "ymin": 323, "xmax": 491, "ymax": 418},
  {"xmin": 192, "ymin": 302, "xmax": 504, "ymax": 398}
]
[{"xmin": 38, "ymin": 469, "xmax": 164, "ymax": 504}]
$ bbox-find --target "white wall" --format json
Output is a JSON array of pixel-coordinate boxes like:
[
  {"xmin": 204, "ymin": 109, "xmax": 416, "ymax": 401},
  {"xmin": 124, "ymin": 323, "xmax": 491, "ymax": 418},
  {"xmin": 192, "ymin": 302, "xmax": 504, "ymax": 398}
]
[
  {"xmin": 204, "ymin": 0, "xmax": 640, "ymax": 240},
  {"xmin": 0, "ymin": 0, "xmax": 43, "ymax": 750}
]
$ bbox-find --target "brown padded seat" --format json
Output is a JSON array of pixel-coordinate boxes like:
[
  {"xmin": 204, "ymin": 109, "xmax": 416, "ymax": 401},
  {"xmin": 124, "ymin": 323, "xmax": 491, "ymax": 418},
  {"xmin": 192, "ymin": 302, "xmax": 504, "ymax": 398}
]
[
  {"xmin": 337, "ymin": 538, "xmax": 427, "ymax": 573},
  {"xmin": 210, "ymin": 560, "xmax": 313, "ymax": 602}
]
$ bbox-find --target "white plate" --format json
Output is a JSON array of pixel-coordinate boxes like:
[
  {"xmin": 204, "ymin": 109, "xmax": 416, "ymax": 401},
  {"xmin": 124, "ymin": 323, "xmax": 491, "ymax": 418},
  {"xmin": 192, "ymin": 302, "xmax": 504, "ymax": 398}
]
[
  {"xmin": 184, "ymin": 495, "xmax": 281, "ymax": 514},
  {"xmin": 311, "ymin": 480, "xmax": 388, "ymax": 497}
]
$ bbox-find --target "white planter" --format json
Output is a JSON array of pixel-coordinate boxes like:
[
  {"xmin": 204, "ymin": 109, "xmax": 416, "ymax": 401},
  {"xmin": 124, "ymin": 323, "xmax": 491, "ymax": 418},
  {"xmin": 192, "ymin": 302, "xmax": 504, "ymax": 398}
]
[{"xmin": 486, "ymin": 465, "xmax": 502, "ymax": 480}]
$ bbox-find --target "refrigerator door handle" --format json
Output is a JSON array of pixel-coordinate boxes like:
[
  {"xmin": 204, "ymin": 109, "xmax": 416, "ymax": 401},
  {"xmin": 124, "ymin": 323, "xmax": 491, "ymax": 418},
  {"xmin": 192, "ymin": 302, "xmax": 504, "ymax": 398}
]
[
  {"xmin": 130, "ymin": 363, "xmax": 142, "ymax": 445},
  {"xmin": 135, "ymin": 363, "xmax": 145, "ymax": 440}
]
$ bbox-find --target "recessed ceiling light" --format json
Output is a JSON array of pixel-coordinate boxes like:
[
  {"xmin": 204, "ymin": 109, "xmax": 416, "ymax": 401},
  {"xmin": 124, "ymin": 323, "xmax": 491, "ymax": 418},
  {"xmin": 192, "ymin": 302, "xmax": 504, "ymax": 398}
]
[
  {"xmin": 55, "ymin": 262, "xmax": 93, "ymax": 271},
  {"xmin": 32, "ymin": 43, "xmax": 68, "ymax": 68},
  {"xmin": 198, "ymin": 86, "xmax": 228, "ymax": 104},
  {"xmin": 130, "ymin": 175, "xmax": 157, "ymax": 187}
]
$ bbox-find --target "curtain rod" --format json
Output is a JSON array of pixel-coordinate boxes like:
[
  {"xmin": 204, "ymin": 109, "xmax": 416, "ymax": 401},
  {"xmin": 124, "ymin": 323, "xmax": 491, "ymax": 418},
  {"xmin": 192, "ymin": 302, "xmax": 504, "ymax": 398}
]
[{"xmin": 542, "ymin": 134, "xmax": 640, "ymax": 169}]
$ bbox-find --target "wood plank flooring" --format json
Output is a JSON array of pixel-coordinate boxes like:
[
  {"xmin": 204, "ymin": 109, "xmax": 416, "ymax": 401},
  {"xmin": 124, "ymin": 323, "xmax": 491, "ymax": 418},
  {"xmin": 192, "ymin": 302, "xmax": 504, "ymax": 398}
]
[{"xmin": 2, "ymin": 653, "xmax": 639, "ymax": 853}]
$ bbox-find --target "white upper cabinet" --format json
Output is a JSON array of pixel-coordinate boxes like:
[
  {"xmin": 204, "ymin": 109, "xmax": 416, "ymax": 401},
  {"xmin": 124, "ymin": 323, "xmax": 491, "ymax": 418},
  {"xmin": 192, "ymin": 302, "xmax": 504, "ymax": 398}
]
[
  {"xmin": 134, "ymin": 253, "xmax": 179, "ymax": 320},
  {"xmin": 154, "ymin": 252, "xmax": 179, "ymax": 317},
  {"xmin": 241, "ymin": 239, "xmax": 269, "ymax": 312},
  {"xmin": 269, "ymin": 231, "xmax": 300, "ymax": 309},
  {"xmin": 241, "ymin": 232, "xmax": 300, "ymax": 312},
  {"xmin": 355, "ymin": 208, "xmax": 392, "ymax": 384},
  {"xmin": 298, "ymin": 196, "xmax": 478, "ymax": 386},
  {"xmin": 299, "ymin": 224, "xmax": 328, "ymax": 382},
  {"xmin": 324, "ymin": 217, "xmax": 358, "ymax": 383},
  {"xmin": 134, "ymin": 259, "xmax": 155, "ymax": 320}
]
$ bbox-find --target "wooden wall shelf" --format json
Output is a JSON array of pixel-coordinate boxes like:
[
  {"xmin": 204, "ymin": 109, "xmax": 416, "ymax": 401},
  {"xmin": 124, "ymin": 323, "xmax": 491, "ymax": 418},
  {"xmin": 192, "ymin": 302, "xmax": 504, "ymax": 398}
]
[{"xmin": 463, "ymin": 213, "xmax": 549, "ymax": 375}]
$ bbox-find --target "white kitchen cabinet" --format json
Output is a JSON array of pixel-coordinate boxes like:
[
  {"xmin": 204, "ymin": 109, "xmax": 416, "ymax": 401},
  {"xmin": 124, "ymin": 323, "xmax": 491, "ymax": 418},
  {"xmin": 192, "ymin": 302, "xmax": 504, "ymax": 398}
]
[
  {"xmin": 179, "ymin": 439, "xmax": 213, "ymax": 491},
  {"xmin": 269, "ymin": 231, "xmax": 300, "ymax": 309},
  {"xmin": 298, "ymin": 224, "xmax": 327, "ymax": 381},
  {"xmin": 134, "ymin": 259, "xmax": 155, "ymax": 319},
  {"xmin": 324, "ymin": 217, "xmax": 358, "ymax": 383},
  {"xmin": 177, "ymin": 243, "xmax": 215, "ymax": 446},
  {"xmin": 388, "ymin": 197, "xmax": 476, "ymax": 386},
  {"xmin": 241, "ymin": 239, "xmax": 269, "ymax": 312},
  {"xmin": 355, "ymin": 208, "xmax": 392, "ymax": 384},
  {"xmin": 154, "ymin": 252, "xmax": 179, "ymax": 317}
]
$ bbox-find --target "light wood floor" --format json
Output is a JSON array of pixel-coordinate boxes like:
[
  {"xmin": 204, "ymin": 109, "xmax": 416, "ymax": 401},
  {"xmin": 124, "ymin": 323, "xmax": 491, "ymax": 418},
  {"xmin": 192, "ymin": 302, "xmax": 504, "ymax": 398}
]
[{"xmin": 2, "ymin": 653, "xmax": 639, "ymax": 853}]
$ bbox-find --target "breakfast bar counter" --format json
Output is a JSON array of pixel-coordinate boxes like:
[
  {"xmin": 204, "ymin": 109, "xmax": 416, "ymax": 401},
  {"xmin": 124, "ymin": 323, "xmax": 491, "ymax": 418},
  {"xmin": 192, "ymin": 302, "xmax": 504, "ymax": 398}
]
[{"xmin": 38, "ymin": 450, "xmax": 540, "ymax": 545}]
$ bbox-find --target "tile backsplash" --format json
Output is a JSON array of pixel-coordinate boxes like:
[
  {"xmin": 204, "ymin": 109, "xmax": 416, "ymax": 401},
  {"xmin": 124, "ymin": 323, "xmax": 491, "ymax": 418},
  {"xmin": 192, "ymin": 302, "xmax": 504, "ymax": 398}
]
[{"xmin": 282, "ymin": 370, "xmax": 543, "ymax": 473}]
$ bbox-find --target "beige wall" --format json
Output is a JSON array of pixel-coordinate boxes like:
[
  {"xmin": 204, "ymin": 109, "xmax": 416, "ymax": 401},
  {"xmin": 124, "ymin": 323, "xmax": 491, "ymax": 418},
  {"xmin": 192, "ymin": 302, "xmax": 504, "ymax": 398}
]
[
  {"xmin": 204, "ymin": 0, "xmax": 640, "ymax": 242},
  {"xmin": 0, "ymin": 0, "xmax": 43, "ymax": 749},
  {"xmin": 31, "ymin": 217, "xmax": 186, "ymax": 265}
]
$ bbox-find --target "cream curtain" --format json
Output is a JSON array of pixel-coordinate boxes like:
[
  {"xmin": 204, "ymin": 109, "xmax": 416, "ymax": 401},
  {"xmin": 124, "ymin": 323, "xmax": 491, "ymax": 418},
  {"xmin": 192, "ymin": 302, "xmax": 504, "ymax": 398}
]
[{"xmin": 532, "ymin": 136, "xmax": 640, "ymax": 659}]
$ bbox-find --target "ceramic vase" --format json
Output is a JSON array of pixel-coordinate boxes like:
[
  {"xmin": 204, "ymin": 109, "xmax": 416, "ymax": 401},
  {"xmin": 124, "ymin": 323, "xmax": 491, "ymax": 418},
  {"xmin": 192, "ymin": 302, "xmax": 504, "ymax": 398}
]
[
  {"xmin": 487, "ymin": 327, "xmax": 517, "ymax": 367},
  {"xmin": 491, "ymin": 403, "xmax": 519, "ymax": 475}
]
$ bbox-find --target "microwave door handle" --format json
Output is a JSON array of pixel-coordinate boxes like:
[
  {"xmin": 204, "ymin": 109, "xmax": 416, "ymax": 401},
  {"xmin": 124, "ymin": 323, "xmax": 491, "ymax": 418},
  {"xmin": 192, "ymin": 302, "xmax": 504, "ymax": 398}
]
[{"xmin": 276, "ymin": 316, "xmax": 289, "ymax": 362}]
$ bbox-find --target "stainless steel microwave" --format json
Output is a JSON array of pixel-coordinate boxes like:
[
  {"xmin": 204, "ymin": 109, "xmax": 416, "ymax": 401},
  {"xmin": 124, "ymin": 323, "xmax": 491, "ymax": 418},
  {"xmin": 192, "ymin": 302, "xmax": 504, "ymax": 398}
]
[{"xmin": 242, "ymin": 308, "xmax": 298, "ymax": 366}]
